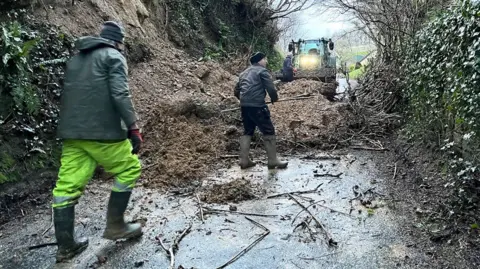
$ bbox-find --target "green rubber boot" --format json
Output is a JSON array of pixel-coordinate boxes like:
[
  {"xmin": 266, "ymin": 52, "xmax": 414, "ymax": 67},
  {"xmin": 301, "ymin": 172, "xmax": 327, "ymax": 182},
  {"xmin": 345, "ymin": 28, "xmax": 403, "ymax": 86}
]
[
  {"xmin": 103, "ymin": 191, "xmax": 142, "ymax": 240},
  {"xmin": 264, "ymin": 135, "xmax": 288, "ymax": 169},
  {"xmin": 54, "ymin": 206, "xmax": 89, "ymax": 263},
  {"xmin": 239, "ymin": 135, "xmax": 256, "ymax": 169}
]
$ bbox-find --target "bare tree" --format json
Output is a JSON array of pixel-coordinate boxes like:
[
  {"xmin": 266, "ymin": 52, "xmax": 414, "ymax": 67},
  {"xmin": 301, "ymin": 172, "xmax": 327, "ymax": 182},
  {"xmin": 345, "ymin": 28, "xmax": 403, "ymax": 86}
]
[
  {"xmin": 325, "ymin": 0, "xmax": 448, "ymax": 62},
  {"xmin": 277, "ymin": 13, "xmax": 308, "ymax": 51},
  {"xmin": 241, "ymin": 0, "xmax": 318, "ymax": 23}
]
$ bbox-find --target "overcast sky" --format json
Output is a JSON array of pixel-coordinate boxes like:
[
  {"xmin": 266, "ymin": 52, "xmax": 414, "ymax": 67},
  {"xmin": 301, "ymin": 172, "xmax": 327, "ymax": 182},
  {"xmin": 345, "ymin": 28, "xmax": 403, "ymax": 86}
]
[{"xmin": 296, "ymin": 6, "xmax": 355, "ymax": 39}]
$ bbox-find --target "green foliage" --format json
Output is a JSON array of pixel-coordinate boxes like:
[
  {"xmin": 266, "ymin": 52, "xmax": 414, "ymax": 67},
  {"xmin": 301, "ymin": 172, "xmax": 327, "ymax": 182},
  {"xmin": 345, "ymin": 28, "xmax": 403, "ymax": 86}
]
[
  {"xmin": 349, "ymin": 65, "xmax": 366, "ymax": 79},
  {"xmin": 167, "ymin": 0, "xmax": 280, "ymax": 71},
  {"xmin": 0, "ymin": 10, "xmax": 74, "ymax": 185},
  {"xmin": 266, "ymin": 48, "xmax": 283, "ymax": 71},
  {"xmin": 0, "ymin": 20, "xmax": 40, "ymax": 115},
  {"xmin": 401, "ymin": 1, "xmax": 480, "ymax": 207}
]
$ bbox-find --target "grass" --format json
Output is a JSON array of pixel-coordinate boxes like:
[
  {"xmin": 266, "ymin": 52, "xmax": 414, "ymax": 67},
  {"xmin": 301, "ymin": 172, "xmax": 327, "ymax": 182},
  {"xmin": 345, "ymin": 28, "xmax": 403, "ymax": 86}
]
[{"xmin": 349, "ymin": 66, "xmax": 366, "ymax": 79}]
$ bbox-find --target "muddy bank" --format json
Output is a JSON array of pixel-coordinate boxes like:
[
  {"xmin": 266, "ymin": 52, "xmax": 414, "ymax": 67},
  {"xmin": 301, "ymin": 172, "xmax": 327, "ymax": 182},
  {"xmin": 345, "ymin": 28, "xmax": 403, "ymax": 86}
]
[{"xmin": 377, "ymin": 135, "xmax": 479, "ymax": 268}]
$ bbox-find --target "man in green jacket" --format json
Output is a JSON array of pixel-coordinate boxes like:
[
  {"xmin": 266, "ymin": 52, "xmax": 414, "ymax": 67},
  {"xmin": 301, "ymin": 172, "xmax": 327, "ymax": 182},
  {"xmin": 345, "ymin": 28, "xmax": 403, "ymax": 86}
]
[{"xmin": 52, "ymin": 21, "xmax": 143, "ymax": 262}]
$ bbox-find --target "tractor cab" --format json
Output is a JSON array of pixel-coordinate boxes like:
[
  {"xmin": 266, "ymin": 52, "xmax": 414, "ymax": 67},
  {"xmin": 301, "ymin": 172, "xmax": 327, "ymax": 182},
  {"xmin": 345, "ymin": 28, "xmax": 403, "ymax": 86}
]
[
  {"xmin": 280, "ymin": 37, "xmax": 337, "ymax": 82},
  {"xmin": 288, "ymin": 38, "xmax": 335, "ymax": 71}
]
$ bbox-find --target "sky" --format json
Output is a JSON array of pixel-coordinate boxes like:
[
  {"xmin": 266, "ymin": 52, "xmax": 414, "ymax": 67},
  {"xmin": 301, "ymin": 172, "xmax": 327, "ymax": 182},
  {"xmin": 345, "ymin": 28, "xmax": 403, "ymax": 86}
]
[{"xmin": 296, "ymin": 6, "xmax": 355, "ymax": 39}]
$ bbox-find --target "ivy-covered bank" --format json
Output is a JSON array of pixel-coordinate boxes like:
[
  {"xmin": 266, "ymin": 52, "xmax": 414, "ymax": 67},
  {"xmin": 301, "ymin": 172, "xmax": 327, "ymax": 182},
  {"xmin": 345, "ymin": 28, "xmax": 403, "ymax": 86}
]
[
  {"xmin": 165, "ymin": 0, "xmax": 284, "ymax": 70},
  {"xmin": 401, "ymin": 1, "xmax": 480, "ymax": 208},
  {"xmin": 0, "ymin": 11, "xmax": 74, "ymax": 184}
]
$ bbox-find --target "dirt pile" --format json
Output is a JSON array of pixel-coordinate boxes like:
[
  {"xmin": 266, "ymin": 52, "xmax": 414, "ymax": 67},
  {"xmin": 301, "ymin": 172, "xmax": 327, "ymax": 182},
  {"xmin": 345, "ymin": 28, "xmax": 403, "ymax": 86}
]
[
  {"xmin": 25, "ymin": 0, "xmax": 357, "ymax": 189},
  {"xmin": 270, "ymin": 80, "xmax": 355, "ymax": 149},
  {"xmin": 200, "ymin": 179, "xmax": 257, "ymax": 204},
  {"xmin": 126, "ymin": 46, "xmax": 242, "ymax": 187}
]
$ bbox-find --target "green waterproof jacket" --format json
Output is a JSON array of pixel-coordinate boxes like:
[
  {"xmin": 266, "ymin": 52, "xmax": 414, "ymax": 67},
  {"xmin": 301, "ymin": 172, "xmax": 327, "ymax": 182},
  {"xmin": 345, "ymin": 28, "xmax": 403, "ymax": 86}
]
[{"xmin": 57, "ymin": 36, "xmax": 138, "ymax": 140}]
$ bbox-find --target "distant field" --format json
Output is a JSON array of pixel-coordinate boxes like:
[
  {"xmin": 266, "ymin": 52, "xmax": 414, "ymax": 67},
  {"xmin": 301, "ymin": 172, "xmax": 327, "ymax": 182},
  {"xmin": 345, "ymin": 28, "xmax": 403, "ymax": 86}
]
[{"xmin": 336, "ymin": 44, "xmax": 375, "ymax": 64}]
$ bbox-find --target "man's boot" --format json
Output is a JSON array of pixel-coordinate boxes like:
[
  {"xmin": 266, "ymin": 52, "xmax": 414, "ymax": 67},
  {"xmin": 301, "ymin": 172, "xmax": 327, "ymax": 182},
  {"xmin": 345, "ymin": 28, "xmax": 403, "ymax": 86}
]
[
  {"xmin": 263, "ymin": 135, "xmax": 288, "ymax": 169},
  {"xmin": 103, "ymin": 191, "xmax": 143, "ymax": 240},
  {"xmin": 239, "ymin": 135, "xmax": 256, "ymax": 169},
  {"xmin": 54, "ymin": 206, "xmax": 89, "ymax": 263}
]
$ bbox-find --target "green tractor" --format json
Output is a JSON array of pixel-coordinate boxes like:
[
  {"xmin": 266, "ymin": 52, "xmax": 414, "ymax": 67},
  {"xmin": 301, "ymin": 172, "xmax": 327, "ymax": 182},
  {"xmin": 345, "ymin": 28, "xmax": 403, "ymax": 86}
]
[{"xmin": 276, "ymin": 38, "xmax": 337, "ymax": 83}]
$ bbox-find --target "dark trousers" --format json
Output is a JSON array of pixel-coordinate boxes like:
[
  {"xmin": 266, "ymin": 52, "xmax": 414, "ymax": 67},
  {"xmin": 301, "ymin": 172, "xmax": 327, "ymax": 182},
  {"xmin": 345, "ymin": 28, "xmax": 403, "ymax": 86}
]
[
  {"xmin": 282, "ymin": 70, "xmax": 294, "ymax": 82},
  {"xmin": 241, "ymin": 106, "xmax": 275, "ymax": 136}
]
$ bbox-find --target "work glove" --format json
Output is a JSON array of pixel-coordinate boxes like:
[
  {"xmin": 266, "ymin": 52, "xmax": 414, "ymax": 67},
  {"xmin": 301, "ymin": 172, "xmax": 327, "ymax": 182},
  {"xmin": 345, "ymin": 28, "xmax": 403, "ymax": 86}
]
[{"xmin": 128, "ymin": 129, "xmax": 143, "ymax": 154}]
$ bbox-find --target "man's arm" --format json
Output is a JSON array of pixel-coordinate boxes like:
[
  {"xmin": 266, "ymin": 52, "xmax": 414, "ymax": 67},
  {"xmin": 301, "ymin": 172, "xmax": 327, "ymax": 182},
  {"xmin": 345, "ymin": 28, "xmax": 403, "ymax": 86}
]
[
  {"xmin": 108, "ymin": 51, "xmax": 138, "ymax": 129},
  {"xmin": 260, "ymin": 69, "xmax": 278, "ymax": 102}
]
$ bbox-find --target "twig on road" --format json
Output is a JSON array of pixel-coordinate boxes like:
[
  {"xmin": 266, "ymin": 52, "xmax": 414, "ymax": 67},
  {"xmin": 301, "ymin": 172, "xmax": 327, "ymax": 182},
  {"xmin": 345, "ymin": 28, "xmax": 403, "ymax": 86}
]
[
  {"xmin": 195, "ymin": 194, "xmax": 205, "ymax": 223},
  {"xmin": 203, "ymin": 207, "xmax": 277, "ymax": 218},
  {"xmin": 156, "ymin": 224, "xmax": 192, "ymax": 269},
  {"xmin": 350, "ymin": 146, "xmax": 388, "ymax": 151},
  {"xmin": 288, "ymin": 194, "xmax": 337, "ymax": 247},
  {"xmin": 41, "ymin": 207, "xmax": 54, "ymax": 236},
  {"xmin": 314, "ymin": 173, "xmax": 343, "ymax": 178},
  {"xmin": 267, "ymin": 183, "xmax": 323, "ymax": 199},
  {"xmin": 215, "ymin": 217, "xmax": 270, "ymax": 269},
  {"xmin": 392, "ymin": 162, "xmax": 397, "ymax": 180},
  {"xmin": 28, "ymin": 242, "xmax": 57, "ymax": 250}
]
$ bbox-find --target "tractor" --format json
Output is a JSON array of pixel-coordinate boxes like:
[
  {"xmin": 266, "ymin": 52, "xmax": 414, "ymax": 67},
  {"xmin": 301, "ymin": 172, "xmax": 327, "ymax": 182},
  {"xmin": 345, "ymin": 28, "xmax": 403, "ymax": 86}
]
[{"xmin": 276, "ymin": 38, "xmax": 337, "ymax": 83}]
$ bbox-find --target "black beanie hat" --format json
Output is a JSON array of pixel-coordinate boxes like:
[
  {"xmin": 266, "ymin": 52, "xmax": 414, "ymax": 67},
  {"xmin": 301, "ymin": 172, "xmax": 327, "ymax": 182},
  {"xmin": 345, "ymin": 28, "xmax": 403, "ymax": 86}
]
[
  {"xmin": 100, "ymin": 21, "xmax": 125, "ymax": 44},
  {"xmin": 250, "ymin": 52, "xmax": 266, "ymax": 64}
]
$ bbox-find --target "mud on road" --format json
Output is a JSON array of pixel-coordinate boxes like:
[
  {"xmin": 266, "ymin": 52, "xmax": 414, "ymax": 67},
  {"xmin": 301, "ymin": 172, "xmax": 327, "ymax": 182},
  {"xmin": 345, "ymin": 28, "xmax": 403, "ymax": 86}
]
[{"xmin": 0, "ymin": 150, "xmax": 436, "ymax": 269}]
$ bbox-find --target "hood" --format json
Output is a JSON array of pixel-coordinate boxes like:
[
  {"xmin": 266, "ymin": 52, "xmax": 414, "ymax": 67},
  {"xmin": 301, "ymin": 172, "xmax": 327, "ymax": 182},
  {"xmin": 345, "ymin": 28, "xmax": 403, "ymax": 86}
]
[
  {"xmin": 286, "ymin": 54, "xmax": 292, "ymax": 58},
  {"xmin": 75, "ymin": 36, "xmax": 116, "ymax": 52}
]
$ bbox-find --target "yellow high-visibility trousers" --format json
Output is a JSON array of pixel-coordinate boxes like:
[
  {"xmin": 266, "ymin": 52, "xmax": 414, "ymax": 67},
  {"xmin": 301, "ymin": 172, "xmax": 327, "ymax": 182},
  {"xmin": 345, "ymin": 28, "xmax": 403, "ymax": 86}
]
[{"xmin": 52, "ymin": 139, "xmax": 141, "ymax": 208}]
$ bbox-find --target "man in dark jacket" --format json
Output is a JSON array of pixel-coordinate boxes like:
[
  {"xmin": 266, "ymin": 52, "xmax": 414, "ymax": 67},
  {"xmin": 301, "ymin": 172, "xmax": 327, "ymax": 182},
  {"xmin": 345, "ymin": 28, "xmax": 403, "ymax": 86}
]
[
  {"xmin": 52, "ymin": 21, "xmax": 143, "ymax": 262},
  {"xmin": 282, "ymin": 53, "xmax": 294, "ymax": 82},
  {"xmin": 234, "ymin": 52, "xmax": 288, "ymax": 170}
]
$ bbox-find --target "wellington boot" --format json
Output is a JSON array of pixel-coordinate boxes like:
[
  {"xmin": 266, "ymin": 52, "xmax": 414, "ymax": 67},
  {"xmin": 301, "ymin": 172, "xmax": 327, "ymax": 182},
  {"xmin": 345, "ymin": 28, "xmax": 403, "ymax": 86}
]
[
  {"xmin": 54, "ymin": 206, "xmax": 89, "ymax": 263},
  {"xmin": 263, "ymin": 135, "xmax": 288, "ymax": 169},
  {"xmin": 103, "ymin": 191, "xmax": 143, "ymax": 240},
  {"xmin": 239, "ymin": 135, "xmax": 256, "ymax": 169}
]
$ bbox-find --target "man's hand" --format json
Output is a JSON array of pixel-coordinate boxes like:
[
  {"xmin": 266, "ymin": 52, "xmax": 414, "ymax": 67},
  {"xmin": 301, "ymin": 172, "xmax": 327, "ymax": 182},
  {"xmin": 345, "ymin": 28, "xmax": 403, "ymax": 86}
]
[{"xmin": 128, "ymin": 129, "xmax": 143, "ymax": 154}]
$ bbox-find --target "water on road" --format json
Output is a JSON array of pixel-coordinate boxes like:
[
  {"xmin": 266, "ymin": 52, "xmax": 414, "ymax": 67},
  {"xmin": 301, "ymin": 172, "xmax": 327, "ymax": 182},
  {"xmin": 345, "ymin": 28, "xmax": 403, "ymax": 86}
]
[{"xmin": 0, "ymin": 150, "xmax": 421, "ymax": 269}]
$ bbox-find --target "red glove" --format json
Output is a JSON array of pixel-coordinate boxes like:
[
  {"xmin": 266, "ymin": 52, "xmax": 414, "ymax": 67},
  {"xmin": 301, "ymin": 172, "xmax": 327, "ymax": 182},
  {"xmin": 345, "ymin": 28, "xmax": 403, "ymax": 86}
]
[{"xmin": 128, "ymin": 129, "xmax": 143, "ymax": 154}]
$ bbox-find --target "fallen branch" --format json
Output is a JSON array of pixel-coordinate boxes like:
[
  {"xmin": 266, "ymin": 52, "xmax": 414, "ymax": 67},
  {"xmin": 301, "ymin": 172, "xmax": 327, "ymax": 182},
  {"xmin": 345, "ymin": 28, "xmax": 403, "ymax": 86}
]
[
  {"xmin": 314, "ymin": 173, "xmax": 343, "ymax": 178},
  {"xmin": 28, "ymin": 242, "xmax": 57, "ymax": 250},
  {"xmin": 216, "ymin": 217, "xmax": 270, "ymax": 269},
  {"xmin": 157, "ymin": 224, "xmax": 192, "ymax": 269},
  {"xmin": 41, "ymin": 207, "xmax": 54, "ymax": 236},
  {"xmin": 203, "ymin": 207, "xmax": 277, "ymax": 218},
  {"xmin": 221, "ymin": 96, "xmax": 314, "ymax": 113},
  {"xmin": 195, "ymin": 194, "xmax": 205, "ymax": 223},
  {"xmin": 288, "ymin": 194, "xmax": 337, "ymax": 247},
  {"xmin": 350, "ymin": 146, "xmax": 388, "ymax": 151},
  {"xmin": 303, "ymin": 155, "xmax": 342, "ymax": 160},
  {"xmin": 267, "ymin": 183, "xmax": 323, "ymax": 199},
  {"xmin": 392, "ymin": 162, "xmax": 397, "ymax": 180},
  {"xmin": 219, "ymin": 155, "xmax": 239, "ymax": 159}
]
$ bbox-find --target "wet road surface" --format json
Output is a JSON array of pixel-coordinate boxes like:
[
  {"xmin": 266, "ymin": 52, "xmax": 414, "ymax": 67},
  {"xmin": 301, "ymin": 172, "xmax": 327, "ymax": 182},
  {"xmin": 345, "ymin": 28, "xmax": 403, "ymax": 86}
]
[{"xmin": 0, "ymin": 151, "xmax": 422, "ymax": 269}]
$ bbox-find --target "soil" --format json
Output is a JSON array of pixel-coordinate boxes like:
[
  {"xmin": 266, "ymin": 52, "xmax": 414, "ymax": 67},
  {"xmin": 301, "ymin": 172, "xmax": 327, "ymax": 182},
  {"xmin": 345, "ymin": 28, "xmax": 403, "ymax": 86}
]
[
  {"xmin": 200, "ymin": 178, "xmax": 257, "ymax": 204},
  {"xmin": 378, "ymin": 135, "xmax": 480, "ymax": 268}
]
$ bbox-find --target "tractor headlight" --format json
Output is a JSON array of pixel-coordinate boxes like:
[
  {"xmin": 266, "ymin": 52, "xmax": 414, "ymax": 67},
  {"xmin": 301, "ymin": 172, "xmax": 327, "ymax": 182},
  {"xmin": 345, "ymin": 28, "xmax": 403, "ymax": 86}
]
[{"xmin": 300, "ymin": 56, "xmax": 318, "ymax": 66}]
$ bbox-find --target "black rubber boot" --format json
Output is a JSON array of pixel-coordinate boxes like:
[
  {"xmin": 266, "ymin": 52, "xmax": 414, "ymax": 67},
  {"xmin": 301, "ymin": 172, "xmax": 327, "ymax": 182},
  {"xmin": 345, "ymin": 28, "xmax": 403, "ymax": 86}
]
[
  {"xmin": 103, "ymin": 191, "xmax": 142, "ymax": 240},
  {"xmin": 264, "ymin": 135, "xmax": 288, "ymax": 169},
  {"xmin": 239, "ymin": 135, "xmax": 256, "ymax": 169},
  {"xmin": 54, "ymin": 206, "xmax": 89, "ymax": 263}
]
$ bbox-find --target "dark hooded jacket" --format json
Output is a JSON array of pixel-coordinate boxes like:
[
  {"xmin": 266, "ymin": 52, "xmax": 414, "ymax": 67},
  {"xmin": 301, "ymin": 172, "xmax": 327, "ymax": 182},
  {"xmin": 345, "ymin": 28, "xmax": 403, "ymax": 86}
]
[
  {"xmin": 57, "ymin": 36, "xmax": 138, "ymax": 140},
  {"xmin": 282, "ymin": 55, "xmax": 294, "ymax": 82},
  {"xmin": 234, "ymin": 64, "xmax": 278, "ymax": 107}
]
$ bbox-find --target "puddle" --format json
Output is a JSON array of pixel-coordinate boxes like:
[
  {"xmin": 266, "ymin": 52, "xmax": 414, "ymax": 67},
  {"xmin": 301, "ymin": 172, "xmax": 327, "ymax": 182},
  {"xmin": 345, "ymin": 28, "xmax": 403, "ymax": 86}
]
[{"xmin": 0, "ymin": 151, "xmax": 419, "ymax": 269}]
